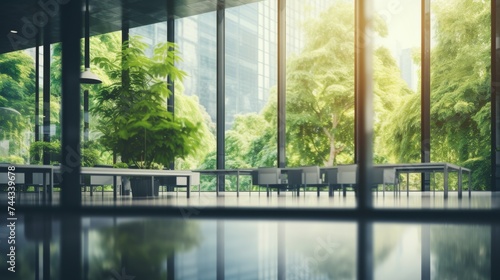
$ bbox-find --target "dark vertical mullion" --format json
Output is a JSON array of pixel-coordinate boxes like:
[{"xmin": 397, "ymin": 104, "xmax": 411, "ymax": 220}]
[
  {"xmin": 84, "ymin": 90, "xmax": 89, "ymax": 142},
  {"xmin": 421, "ymin": 0, "xmax": 431, "ymax": 192},
  {"xmin": 217, "ymin": 2, "xmax": 225, "ymax": 191},
  {"xmin": 35, "ymin": 36, "xmax": 40, "ymax": 142},
  {"xmin": 84, "ymin": 0, "xmax": 90, "ymax": 69},
  {"xmin": 167, "ymin": 16, "xmax": 175, "ymax": 170},
  {"xmin": 167, "ymin": 18, "xmax": 175, "ymax": 116},
  {"xmin": 83, "ymin": 0, "xmax": 90, "ymax": 144},
  {"xmin": 60, "ymin": 0, "xmax": 82, "ymax": 208},
  {"xmin": 355, "ymin": 0, "xmax": 373, "ymax": 210},
  {"xmin": 491, "ymin": 0, "xmax": 500, "ymax": 191},
  {"xmin": 43, "ymin": 22, "xmax": 51, "ymax": 165},
  {"xmin": 277, "ymin": 0, "xmax": 286, "ymax": 168},
  {"xmin": 120, "ymin": 19, "xmax": 129, "ymax": 165}
]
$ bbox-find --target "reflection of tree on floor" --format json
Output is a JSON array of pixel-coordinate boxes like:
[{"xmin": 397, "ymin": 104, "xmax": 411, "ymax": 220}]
[{"xmin": 93, "ymin": 219, "xmax": 200, "ymax": 279}]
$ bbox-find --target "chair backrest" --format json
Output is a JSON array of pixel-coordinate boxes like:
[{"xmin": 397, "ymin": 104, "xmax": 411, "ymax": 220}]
[
  {"xmin": 302, "ymin": 166, "xmax": 321, "ymax": 184},
  {"xmin": 90, "ymin": 175, "xmax": 114, "ymax": 186},
  {"xmin": 286, "ymin": 169, "xmax": 303, "ymax": 185},
  {"xmin": 251, "ymin": 170, "xmax": 259, "ymax": 185},
  {"xmin": 0, "ymin": 172, "xmax": 25, "ymax": 184},
  {"xmin": 258, "ymin": 167, "xmax": 281, "ymax": 185},
  {"xmin": 322, "ymin": 168, "xmax": 338, "ymax": 184},
  {"xmin": 383, "ymin": 168, "xmax": 396, "ymax": 185},
  {"xmin": 189, "ymin": 172, "xmax": 200, "ymax": 186},
  {"xmin": 337, "ymin": 165, "xmax": 357, "ymax": 184}
]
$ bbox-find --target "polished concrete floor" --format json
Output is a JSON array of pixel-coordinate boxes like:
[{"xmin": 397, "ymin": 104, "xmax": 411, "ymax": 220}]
[
  {"xmin": 7, "ymin": 189, "xmax": 499, "ymax": 209},
  {"xmin": 2, "ymin": 190, "xmax": 499, "ymax": 280}
]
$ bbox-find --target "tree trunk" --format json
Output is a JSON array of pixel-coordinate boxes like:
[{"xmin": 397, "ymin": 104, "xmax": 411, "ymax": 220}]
[{"xmin": 326, "ymin": 133, "xmax": 336, "ymax": 166}]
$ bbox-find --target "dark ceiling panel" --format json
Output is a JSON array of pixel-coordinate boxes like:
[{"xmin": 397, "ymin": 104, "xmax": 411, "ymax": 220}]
[{"xmin": 0, "ymin": 0, "xmax": 260, "ymax": 55}]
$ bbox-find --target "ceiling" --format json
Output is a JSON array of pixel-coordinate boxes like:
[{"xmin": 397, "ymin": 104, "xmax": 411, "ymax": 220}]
[{"xmin": 0, "ymin": 0, "xmax": 260, "ymax": 55}]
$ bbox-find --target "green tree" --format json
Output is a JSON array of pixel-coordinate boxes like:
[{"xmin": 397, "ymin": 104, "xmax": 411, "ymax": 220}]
[
  {"xmin": 92, "ymin": 38, "xmax": 202, "ymax": 168},
  {"xmin": 384, "ymin": 0, "xmax": 490, "ymax": 188},
  {"xmin": 0, "ymin": 50, "xmax": 36, "ymax": 162},
  {"xmin": 174, "ymin": 83, "xmax": 216, "ymax": 170},
  {"xmin": 94, "ymin": 219, "xmax": 200, "ymax": 279},
  {"xmin": 270, "ymin": 2, "xmax": 411, "ymax": 167}
]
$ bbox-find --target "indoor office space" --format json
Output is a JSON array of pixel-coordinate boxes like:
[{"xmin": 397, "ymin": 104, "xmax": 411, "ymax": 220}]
[{"xmin": 0, "ymin": 0, "xmax": 499, "ymax": 279}]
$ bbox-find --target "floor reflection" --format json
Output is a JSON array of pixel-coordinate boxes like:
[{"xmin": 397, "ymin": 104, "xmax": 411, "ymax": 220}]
[{"xmin": 0, "ymin": 215, "xmax": 496, "ymax": 280}]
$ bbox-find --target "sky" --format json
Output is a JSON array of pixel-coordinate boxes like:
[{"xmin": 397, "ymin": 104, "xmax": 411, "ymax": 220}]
[{"xmin": 374, "ymin": 0, "xmax": 421, "ymax": 56}]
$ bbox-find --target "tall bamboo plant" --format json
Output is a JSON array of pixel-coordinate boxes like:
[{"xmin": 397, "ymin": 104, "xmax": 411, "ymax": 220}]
[{"xmin": 91, "ymin": 38, "xmax": 201, "ymax": 169}]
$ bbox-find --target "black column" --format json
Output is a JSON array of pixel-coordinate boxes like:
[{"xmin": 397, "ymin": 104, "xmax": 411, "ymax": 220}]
[
  {"xmin": 60, "ymin": 0, "xmax": 82, "ymax": 208},
  {"xmin": 167, "ymin": 250, "xmax": 175, "ymax": 280},
  {"xmin": 217, "ymin": 2, "xmax": 226, "ymax": 191},
  {"xmin": 421, "ymin": 224, "xmax": 431, "ymax": 280},
  {"xmin": 421, "ymin": 0, "xmax": 431, "ymax": 192},
  {"xmin": 355, "ymin": 0, "xmax": 374, "ymax": 210},
  {"xmin": 357, "ymin": 221, "xmax": 373, "ymax": 280},
  {"xmin": 43, "ymin": 21, "xmax": 51, "ymax": 165},
  {"xmin": 491, "ymin": 0, "xmax": 500, "ymax": 191},
  {"xmin": 61, "ymin": 216, "xmax": 82, "ymax": 280},
  {"xmin": 277, "ymin": 0, "xmax": 286, "ymax": 168}
]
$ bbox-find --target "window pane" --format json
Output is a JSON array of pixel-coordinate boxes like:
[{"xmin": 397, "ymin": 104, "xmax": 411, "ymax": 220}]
[{"xmin": 286, "ymin": 0, "xmax": 354, "ymax": 167}]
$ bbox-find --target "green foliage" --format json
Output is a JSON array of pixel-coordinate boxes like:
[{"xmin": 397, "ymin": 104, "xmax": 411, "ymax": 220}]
[
  {"xmin": 92, "ymin": 38, "xmax": 202, "ymax": 169},
  {"xmin": 28, "ymin": 139, "xmax": 113, "ymax": 167},
  {"xmin": 96, "ymin": 219, "xmax": 200, "ymax": 279},
  {"xmin": 384, "ymin": 0, "xmax": 491, "ymax": 188},
  {"xmin": 0, "ymin": 51, "xmax": 36, "ymax": 115},
  {"xmin": 0, "ymin": 50, "xmax": 36, "ymax": 161},
  {"xmin": 174, "ymin": 83, "xmax": 216, "ymax": 170},
  {"xmin": 29, "ymin": 140, "xmax": 61, "ymax": 165},
  {"xmin": 81, "ymin": 140, "xmax": 105, "ymax": 167},
  {"xmin": 0, "ymin": 155, "xmax": 24, "ymax": 164},
  {"xmin": 270, "ymin": 2, "xmax": 411, "ymax": 167},
  {"xmin": 113, "ymin": 162, "xmax": 129, "ymax": 168}
]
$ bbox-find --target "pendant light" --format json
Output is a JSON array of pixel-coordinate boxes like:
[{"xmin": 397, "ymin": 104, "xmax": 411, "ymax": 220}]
[{"xmin": 80, "ymin": 0, "xmax": 101, "ymax": 84}]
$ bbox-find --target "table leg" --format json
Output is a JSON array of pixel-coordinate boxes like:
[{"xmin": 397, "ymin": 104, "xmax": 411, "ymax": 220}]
[
  {"xmin": 151, "ymin": 176, "xmax": 154, "ymax": 197},
  {"xmin": 444, "ymin": 165, "xmax": 449, "ymax": 199},
  {"xmin": 49, "ymin": 169, "xmax": 53, "ymax": 205},
  {"xmin": 43, "ymin": 172, "xmax": 47, "ymax": 203},
  {"xmin": 113, "ymin": 176, "xmax": 117, "ymax": 201},
  {"xmin": 468, "ymin": 171, "xmax": 472, "ymax": 198},
  {"xmin": 405, "ymin": 172, "xmax": 409, "ymax": 197},
  {"xmin": 237, "ymin": 171, "xmax": 240, "ymax": 197},
  {"xmin": 458, "ymin": 167, "xmax": 462, "ymax": 199}
]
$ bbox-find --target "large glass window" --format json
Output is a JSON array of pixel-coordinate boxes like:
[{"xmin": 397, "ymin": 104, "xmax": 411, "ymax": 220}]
[
  {"xmin": 286, "ymin": 0, "xmax": 355, "ymax": 167},
  {"xmin": 224, "ymin": 1, "xmax": 278, "ymax": 191},
  {"xmin": 175, "ymin": 13, "xmax": 218, "ymax": 191},
  {"xmin": 372, "ymin": 0, "xmax": 421, "ymax": 166},
  {"xmin": 430, "ymin": 0, "xmax": 490, "ymax": 190}
]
